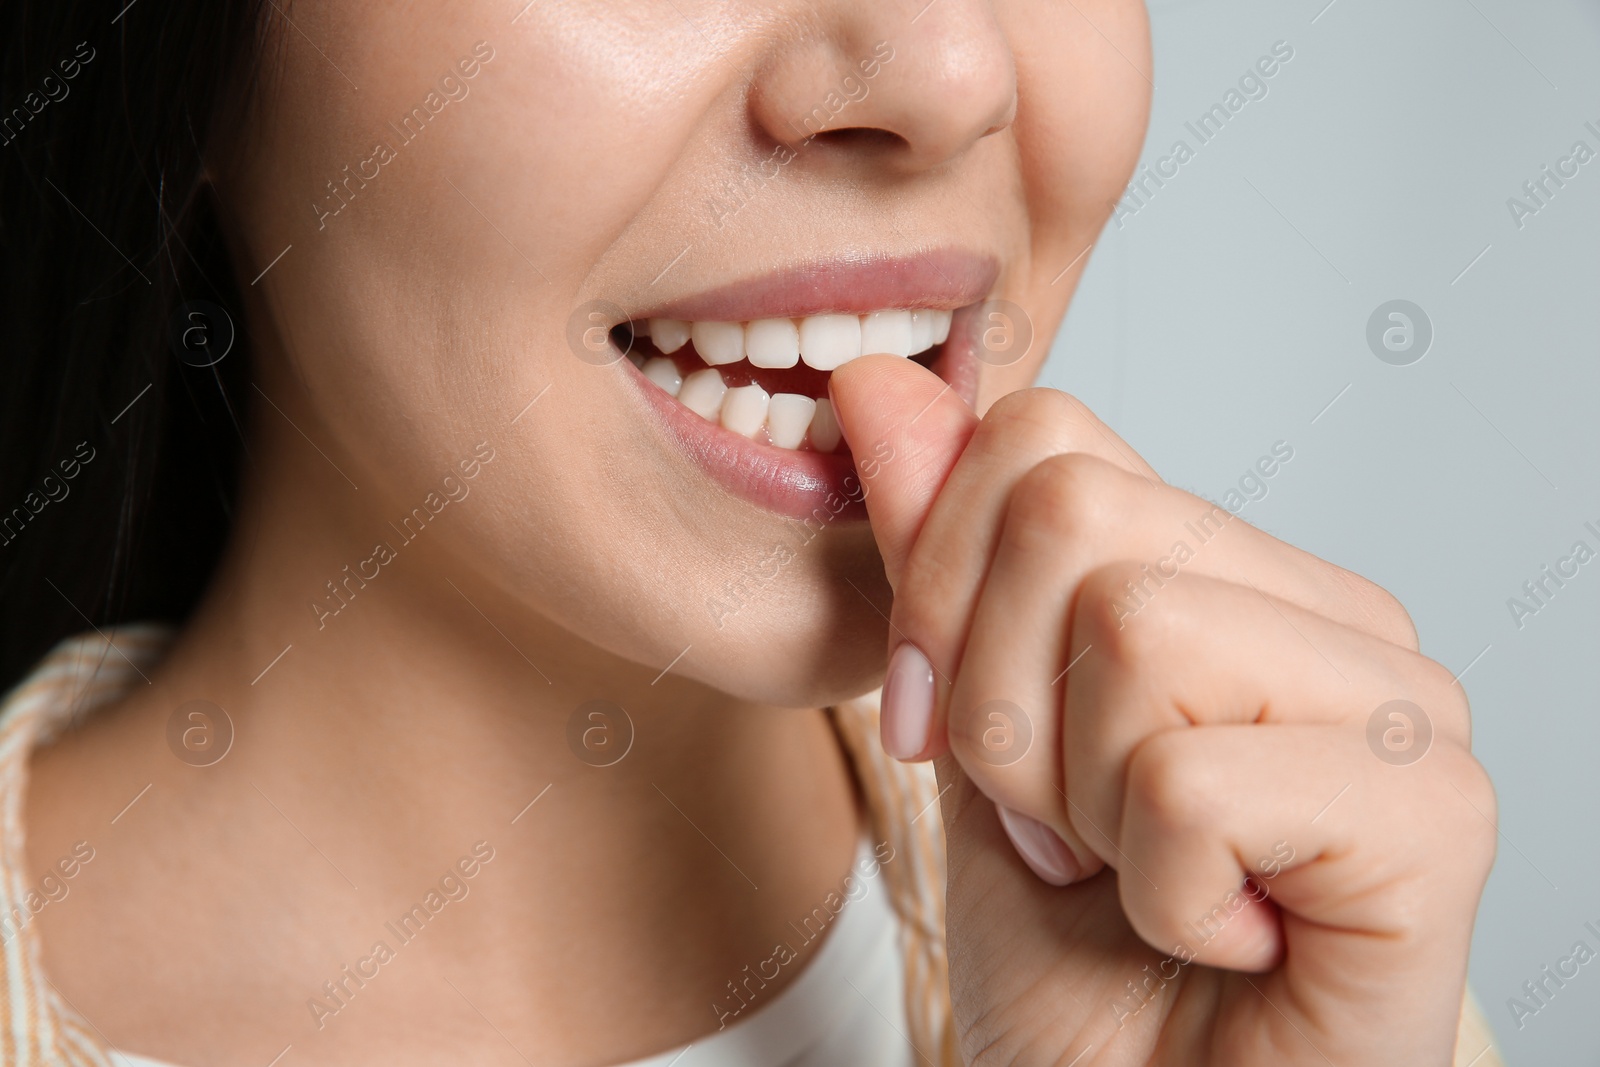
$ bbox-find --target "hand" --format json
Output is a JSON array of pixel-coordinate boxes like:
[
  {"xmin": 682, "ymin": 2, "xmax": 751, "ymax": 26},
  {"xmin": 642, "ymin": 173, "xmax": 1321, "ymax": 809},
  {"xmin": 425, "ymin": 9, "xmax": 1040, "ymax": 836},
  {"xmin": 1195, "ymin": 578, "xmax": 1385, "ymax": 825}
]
[{"xmin": 829, "ymin": 355, "xmax": 1496, "ymax": 1066}]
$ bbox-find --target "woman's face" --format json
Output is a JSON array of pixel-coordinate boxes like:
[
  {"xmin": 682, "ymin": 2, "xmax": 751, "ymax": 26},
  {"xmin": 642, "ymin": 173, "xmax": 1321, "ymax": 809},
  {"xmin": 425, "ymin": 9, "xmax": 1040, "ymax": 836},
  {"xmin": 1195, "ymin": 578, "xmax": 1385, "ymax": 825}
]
[{"xmin": 222, "ymin": 0, "xmax": 1150, "ymax": 707}]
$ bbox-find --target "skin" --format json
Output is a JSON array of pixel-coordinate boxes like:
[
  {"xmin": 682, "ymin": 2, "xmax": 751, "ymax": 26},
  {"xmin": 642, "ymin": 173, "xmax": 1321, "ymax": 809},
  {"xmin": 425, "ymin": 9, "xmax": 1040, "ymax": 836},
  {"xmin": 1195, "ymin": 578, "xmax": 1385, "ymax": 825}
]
[
  {"xmin": 19, "ymin": 1, "xmax": 1493, "ymax": 1065},
  {"xmin": 831, "ymin": 357, "xmax": 1496, "ymax": 1064}
]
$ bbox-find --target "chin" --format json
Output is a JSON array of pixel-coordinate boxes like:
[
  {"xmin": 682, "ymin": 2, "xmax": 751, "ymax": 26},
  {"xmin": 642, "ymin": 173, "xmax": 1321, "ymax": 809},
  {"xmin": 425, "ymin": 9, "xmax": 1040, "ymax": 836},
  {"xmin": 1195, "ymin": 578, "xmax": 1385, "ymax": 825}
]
[{"xmin": 672, "ymin": 575, "xmax": 892, "ymax": 709}]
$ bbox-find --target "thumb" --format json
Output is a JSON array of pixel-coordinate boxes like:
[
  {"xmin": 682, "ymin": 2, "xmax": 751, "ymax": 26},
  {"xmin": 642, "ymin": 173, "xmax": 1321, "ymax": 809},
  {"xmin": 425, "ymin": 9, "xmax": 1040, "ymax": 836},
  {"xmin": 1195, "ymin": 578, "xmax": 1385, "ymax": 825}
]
[{"xmin": 829, "ymin": 355, "xmax": 978, "ymax": 590}]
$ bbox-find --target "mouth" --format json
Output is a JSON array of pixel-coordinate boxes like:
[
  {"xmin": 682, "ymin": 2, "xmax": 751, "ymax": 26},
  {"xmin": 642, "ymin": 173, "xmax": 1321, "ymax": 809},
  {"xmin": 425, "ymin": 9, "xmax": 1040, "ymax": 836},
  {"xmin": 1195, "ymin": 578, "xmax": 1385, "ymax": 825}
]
[
  {"xmin": 612, "ymin": 307, "xmax": 953, "ymax": 454},
  {"xmin": 604, "ymin": 250, "xmax": 999, "ymax": 521}
]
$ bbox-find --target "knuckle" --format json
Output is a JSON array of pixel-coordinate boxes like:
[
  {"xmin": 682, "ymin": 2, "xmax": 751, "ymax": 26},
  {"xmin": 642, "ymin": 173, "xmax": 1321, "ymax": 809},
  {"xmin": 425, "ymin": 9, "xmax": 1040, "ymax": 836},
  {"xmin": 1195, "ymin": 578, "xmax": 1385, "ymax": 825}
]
[
  {"xmin": 1075, "ymin": 561, "xmax": 1180, "ymax": 670},
  {"xmin": 981, "ymin": 387, "xmax": 1085, "ymax": 444},
  {"xmin": 1116, "ymin": 885, "xmax": 1190, "ymax": 966},
  {"xmin": 978, "ymin": 389, "xmax": 1119, "ymax": 472},
  {"xmin": 1415, "ymin": 656, "xmax": 1473, "ymax": 740},
  {"xmin": 1428, "ymin": 748, "xmax": 1498, "ymax": 872},
  {"xmin": 1336, "ymin": 567, "xmax": 1420, "ymax": 650},
  {"xmin": 1122, "ymin": 731, "xmax": 1215, "ymax": 838},
  {"xmin": 1003, "ymin": 451, "xmax": 1114, "ymax": 554},
  {"xmin": 1368, "ymin": 653, "xmax": 1473, "ymax": 752}
]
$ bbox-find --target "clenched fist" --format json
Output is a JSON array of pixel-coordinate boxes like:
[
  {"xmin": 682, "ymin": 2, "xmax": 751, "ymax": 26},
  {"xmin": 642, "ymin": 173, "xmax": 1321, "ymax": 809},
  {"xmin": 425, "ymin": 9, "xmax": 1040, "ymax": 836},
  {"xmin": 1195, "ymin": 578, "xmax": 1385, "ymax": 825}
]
[{"xmin": 831, "ymin": 354, "xmax": 1496, "ymax": 1067}]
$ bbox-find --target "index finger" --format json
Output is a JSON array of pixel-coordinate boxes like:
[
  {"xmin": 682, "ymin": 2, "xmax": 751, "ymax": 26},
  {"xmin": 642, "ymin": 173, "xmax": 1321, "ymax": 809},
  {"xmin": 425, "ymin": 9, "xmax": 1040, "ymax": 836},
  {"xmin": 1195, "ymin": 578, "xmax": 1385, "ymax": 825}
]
[{"xmin": 877, "ymin": 386, "xmax": 1158, "ymax": 761}]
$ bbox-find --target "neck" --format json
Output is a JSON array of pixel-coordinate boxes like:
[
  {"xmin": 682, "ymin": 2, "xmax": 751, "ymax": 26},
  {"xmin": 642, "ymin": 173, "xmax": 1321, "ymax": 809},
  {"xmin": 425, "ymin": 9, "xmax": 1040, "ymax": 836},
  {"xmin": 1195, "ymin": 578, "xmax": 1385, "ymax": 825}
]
[{"xmin": 24, "ymin": 417, "xmax": 862, "ymax": 1063}]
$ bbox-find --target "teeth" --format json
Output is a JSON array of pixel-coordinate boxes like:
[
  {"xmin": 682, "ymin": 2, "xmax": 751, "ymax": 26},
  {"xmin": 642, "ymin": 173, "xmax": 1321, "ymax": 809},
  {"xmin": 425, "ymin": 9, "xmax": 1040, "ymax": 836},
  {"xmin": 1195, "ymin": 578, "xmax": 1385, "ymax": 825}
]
[
  {"xmin": 678, "ymin": 368, "xmax": 727, "ymax": 420},
  {"xmin": 766, "ymin": 393, "xmax": 816, "ymax": 449},
  {"xmin": 642, "ymin": 357, "xmax": 682, "ymax": 396},
  {"xmin": 630, "ymin": 306, "xmax": 953, "ymax": 451},
  {"xmin": 650, "ymin": 318, "xmax": 691, "ymax": 354},
  {"xmin": 799, "ymin": 314, "xmax": 863, "ymax": 371},
  {"xmin": 692, "ymin": 321, "xmax": 745, "ymax": 365},
  {"xmin": 808, "ymin": 399, "xmax": 841, "ymax": 453},
  {"xmin": 861, "ymin": 310, "xmax": 913, "ymax": 357},
  {"xmin": 908, "ymin": 310, "xmax": 934, "ymax": 353},
  {"xmin": 745, "ymin": 318, "xmax": 800, "ymax": 369}
]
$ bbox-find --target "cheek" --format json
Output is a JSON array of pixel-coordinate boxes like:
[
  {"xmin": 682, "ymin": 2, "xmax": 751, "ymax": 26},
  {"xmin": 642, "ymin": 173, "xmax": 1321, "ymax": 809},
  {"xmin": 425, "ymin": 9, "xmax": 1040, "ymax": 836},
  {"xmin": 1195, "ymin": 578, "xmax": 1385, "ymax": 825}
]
[
  {"xmin": 217, "ymin": 0, "xmax": 748, "ymax": 546},
  {"xmin": 974, "ymin": 0, "xmax": 1149, "ymax": 408},
  {"xmin": 1011, "ymin": 0, "xmax": 1152, "ymax": 211},
  {"xmin": 222, "ymin": 0, "xmax": 801, "ymax": 467},
  {"xmin": 223, "ymin": 0, "xmax": 722, "ymax": 351}
]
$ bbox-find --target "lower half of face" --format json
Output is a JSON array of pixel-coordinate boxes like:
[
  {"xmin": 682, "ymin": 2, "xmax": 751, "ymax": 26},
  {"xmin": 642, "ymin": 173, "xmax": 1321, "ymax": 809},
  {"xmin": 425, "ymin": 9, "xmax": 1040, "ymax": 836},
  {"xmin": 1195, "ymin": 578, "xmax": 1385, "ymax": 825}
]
[{"xmin": 222, "ymin": 0, "xmax": 1151, "ymax": 706}]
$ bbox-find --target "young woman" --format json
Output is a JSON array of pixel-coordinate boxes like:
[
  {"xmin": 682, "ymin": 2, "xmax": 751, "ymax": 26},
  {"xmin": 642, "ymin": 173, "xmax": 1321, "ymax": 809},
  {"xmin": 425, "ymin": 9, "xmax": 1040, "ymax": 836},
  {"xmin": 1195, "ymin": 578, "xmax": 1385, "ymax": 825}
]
[{"xmin": 0, "ymin": 1, "xmax": 1503, "ymax": 1064}]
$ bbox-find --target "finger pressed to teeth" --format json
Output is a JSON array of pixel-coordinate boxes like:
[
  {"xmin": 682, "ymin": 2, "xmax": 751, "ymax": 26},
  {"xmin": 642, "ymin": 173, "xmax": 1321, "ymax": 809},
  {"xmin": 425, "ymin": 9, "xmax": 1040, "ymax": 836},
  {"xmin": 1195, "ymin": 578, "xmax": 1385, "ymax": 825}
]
[{"xmin": 630, "ymin": 308, "xmax": 952, "ymax": 452}]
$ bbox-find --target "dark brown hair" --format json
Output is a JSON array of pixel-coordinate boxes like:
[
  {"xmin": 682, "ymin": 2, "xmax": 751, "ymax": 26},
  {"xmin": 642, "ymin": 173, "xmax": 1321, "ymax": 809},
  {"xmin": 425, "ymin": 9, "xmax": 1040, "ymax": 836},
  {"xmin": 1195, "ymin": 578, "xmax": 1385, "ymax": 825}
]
[{"xmin": 0, "ymin": 0, "xmax": 270, "ymax": 689}]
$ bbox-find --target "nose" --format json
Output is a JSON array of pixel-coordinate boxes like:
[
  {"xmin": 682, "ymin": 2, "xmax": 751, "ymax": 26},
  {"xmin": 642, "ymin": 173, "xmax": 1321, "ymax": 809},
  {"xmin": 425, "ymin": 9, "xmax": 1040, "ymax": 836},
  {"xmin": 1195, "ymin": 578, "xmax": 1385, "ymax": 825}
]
[{"xmin": 747, "ymin": 2, "xmax": 1018, "ymax": 174}]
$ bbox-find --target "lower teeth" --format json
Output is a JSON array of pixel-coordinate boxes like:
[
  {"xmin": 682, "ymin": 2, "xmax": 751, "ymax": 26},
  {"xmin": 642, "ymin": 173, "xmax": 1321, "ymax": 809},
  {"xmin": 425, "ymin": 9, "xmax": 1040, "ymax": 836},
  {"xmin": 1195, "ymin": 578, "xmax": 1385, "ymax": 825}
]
[{"xmin": 643, "ymin": 357, "xmax": 841, "ymax": 453}]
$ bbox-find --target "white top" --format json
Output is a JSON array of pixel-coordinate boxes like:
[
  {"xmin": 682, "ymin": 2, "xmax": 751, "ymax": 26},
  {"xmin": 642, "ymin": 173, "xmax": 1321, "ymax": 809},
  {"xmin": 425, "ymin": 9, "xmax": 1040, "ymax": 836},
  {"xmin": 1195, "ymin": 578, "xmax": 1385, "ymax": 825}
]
[{"xmin": 110, "ymin": 837, "xmax": 915, "ymax": 1067}]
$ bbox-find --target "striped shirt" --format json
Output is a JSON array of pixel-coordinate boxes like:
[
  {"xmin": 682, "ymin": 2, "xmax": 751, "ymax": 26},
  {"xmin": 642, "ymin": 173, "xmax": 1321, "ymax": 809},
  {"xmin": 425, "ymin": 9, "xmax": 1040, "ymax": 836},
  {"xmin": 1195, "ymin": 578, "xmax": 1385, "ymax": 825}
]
[{"xmin": 0, "ymin": 626, "xmax": 1503, "ymax": 1066}]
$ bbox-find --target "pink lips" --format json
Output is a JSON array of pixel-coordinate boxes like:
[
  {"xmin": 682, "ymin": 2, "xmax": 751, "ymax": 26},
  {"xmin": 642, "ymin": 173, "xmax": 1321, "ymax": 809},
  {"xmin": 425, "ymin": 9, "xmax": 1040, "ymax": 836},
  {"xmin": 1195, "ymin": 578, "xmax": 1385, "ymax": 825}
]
[
  {"xmin": 635, "ymin": 378, "xmax": 871, "ymax": 520},
  {"xmin": 620, "ymin": 248, "xmax": 999, "ymax": 521},
  {"xmin": 635, "ymin": 248, "xmax": 1000, "ymax": 323}
]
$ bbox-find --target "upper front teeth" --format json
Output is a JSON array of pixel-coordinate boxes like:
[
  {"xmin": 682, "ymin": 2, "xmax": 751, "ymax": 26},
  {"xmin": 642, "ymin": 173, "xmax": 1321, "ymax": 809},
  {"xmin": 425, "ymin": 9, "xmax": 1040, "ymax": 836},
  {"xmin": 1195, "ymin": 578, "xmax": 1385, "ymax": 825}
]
[
  {"xmin": 745, "ymin": 318, "xmax": 800, "ymax": 368},
  {"xmin": 691, "ymin": 321, "xmax": 745, "ymax": 366},
  {"xmin": 645, "ymin": 308, "xmax": 951, "ymax": 371},
  {"xmin": 861, "ymin": 310, "xmax": 912, "ymax": 357}
]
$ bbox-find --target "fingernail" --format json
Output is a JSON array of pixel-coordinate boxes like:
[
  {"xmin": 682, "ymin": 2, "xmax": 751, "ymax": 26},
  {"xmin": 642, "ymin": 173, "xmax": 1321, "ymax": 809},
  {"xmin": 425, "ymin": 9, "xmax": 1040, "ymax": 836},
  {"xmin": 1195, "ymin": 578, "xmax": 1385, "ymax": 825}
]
[
  {"xmin": 996, "ymin": 806, "xmax": 1082, "ymax": 887},
  {"xmin": 881, "ymin": 643, "xmax": 935, "ymax": 760}
]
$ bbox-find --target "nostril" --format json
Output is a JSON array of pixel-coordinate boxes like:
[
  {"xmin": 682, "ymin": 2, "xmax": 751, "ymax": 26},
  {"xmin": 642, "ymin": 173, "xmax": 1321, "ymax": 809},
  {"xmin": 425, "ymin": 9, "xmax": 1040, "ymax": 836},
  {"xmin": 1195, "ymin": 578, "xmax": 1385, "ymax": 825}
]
[{"xmin": 799, "ymin": 127, "xmax": 908, "ymax": 154}]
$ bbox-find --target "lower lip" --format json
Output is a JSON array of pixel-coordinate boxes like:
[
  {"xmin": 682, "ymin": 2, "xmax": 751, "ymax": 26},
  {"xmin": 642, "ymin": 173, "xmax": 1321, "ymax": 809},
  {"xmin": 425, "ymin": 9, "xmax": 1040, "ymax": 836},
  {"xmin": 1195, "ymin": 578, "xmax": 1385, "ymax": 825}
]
[{"xmin": 626, "ymin": 363, "xmax": 870, "ymax": 522}]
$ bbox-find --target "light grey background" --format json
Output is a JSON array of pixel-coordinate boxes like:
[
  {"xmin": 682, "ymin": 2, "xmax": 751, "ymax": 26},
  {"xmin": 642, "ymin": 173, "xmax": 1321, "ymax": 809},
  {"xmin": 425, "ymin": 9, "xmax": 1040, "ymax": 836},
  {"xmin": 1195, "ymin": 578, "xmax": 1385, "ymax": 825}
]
[{"xmin": 1041, "ymin": 0, "xmax": 1600, "ymax": 1063}]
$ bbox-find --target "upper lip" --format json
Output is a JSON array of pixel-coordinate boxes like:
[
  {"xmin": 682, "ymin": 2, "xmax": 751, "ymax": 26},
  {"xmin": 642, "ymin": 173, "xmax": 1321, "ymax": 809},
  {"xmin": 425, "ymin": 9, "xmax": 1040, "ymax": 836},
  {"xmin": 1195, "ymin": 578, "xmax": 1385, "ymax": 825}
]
[{"xmin": 625, "ymin": 248, "xmax": 1001, "ymax": 323}]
